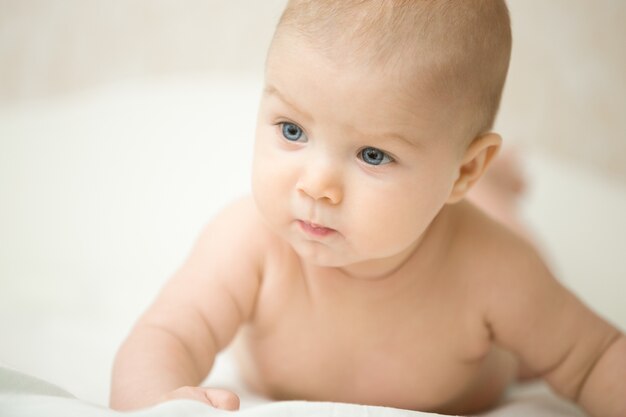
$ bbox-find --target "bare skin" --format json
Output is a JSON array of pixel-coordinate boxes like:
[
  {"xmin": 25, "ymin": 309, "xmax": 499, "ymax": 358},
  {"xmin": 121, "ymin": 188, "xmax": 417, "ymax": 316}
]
[
  {"xmin": 232, "ymin": 198, "xmax": 520, "ymax": 415},
  {"xmin": 110, "ymin": 26, "xmax": 626, "ymax": 417},
  {"xmin": 111, "ymin": 196, "xmax": 624, "ymax": 416}
]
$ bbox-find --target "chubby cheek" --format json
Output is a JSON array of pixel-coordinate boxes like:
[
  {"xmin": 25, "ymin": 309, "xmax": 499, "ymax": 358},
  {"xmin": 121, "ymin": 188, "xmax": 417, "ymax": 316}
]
[
  {"xmin": 347, "ymin": 181, "xmax": 447, "ymax": 257},
  {"xmin": 349, "ymin": 197, "xmax": 419, "ymax": 256}
]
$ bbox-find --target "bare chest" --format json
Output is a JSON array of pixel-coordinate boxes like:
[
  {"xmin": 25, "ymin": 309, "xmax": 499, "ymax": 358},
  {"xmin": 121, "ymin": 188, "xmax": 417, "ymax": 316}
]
[{"xmin": 232, "ymin": 255, "xmax": 491, "ymax": 411}]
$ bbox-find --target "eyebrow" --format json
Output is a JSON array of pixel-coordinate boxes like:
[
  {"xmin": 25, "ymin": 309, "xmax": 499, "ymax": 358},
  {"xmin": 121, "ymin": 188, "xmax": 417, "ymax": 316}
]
[
  {"xmin": 264, "ymin": 84, "xmax": 314, "ymax": 122},
  {"xmin": 350, "ymin": 123, "xmax": 420, "ymax": 150},
  {"xmin": 359, "ymin": 129, "xmax": 418, "ymax": 149},
  {"xmin": 264, "ymin": 84, "xmax": 418, "ymax": 148}
]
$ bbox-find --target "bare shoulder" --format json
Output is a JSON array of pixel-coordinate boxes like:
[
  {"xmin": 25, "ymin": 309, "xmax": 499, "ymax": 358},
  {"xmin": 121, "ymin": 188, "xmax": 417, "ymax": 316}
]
[
  {"xmin": 207, "ymin": 195, "xmax": 271, "ymax": 239},
  {"xmin": 450, "ymin": 200, "xmax": 569, "ymax": 322},
  {"xmin": 200, "ymin": 195, "xmax": 275, "ymax": 257},
  {"xmin": 451, "ymin": 202, "xmax": 620, "ymax": 401},
  {"xmin": 184, "ymin": 195, "xmax": 284, "ymax": 296},
  {"xmin": 138, "ymin": 196, "xmax": 276, "ymax": 352},
  {"xmin": 452, "ymin": 199, "xmax": 526, "ymax": 248},
  {"xmin": 447, "ymin": 200, "xmax": 539, "ymax": 285}
]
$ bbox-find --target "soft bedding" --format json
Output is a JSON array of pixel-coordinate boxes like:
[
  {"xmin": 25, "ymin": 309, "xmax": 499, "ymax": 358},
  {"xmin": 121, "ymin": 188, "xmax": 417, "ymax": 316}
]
[{"xmin": 0, "ymin": 365, "xmax": 584, "ymax": 417}]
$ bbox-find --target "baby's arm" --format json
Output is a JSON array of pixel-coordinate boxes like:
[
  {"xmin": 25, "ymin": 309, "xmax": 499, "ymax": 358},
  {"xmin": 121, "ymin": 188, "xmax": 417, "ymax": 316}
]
[
  {"xmin": 485, "ymin": 240, "xmax": 625, "ymax": 417},
  {"xmin": 110, "ymin": 198, "xmax": 263, "ymax": 410}
]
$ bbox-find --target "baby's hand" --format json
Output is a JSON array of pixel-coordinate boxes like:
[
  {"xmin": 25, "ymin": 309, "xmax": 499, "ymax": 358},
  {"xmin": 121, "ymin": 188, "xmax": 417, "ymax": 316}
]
[{"xmin": 160, "ymin": 386, "xmax": 240, "ymax": 411}]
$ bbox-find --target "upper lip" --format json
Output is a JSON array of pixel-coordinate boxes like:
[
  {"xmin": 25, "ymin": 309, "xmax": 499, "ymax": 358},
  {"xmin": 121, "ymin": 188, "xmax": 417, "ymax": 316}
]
[{"xmin": 307, "ymin": 220, "xmax": 326, "ymax": 228}]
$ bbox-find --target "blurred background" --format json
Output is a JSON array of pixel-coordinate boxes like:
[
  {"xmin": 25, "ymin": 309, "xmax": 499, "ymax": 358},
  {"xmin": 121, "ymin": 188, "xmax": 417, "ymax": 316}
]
[{"xmin": 1, "ymin": 0, "xmax": 625, "ymax": 408}]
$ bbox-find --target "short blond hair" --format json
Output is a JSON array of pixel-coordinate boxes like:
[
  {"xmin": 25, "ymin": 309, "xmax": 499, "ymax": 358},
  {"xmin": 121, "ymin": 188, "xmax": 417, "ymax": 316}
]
[{"xmin": 272, "ymin": 0, "xmax": 512, "ymax": 143}]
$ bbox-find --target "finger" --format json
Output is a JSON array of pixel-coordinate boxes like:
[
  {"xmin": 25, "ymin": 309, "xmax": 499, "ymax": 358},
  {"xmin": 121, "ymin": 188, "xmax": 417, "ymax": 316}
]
[
  {"xmin": 162, "ymin": 386, "xmax": 214, "ymax": 406},
  {"xmin": 203, "ymin": 388, "xmax": 240, "ymax": 411}
]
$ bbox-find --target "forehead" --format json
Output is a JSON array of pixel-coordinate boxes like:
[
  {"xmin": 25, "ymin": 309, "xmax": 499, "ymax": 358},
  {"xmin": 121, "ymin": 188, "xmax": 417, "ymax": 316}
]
[{"xmin": 264, "ymin": 34, "xmax": 446, "ymax": 141}]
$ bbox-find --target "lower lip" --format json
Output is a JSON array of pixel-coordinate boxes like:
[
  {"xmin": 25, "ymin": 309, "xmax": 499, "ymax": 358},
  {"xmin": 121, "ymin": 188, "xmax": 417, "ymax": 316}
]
[{"xmin": 298, "ymin": 220, "xmax": 337, "ymax": 238}]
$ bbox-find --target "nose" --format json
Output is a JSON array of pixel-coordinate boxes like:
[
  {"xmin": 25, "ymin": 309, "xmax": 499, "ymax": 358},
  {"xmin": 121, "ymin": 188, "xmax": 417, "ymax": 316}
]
[{"xmin": 296, "ymin": 158, "xmax": 343, "ymax": 205}]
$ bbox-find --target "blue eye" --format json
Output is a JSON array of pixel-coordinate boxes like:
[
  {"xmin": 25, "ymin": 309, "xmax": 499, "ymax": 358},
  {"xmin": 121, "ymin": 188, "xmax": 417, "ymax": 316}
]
[
  {"xmin": 281, "ymin": 122, "xmax": 307, "ymax": 142},
  {"xmin": 359, "ymin": 147, "xmax": 392, "ymax": 166}
]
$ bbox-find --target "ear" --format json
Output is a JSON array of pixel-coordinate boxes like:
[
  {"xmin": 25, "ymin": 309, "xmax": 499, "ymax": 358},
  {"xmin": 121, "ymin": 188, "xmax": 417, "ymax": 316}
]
[{"xmin": 447, "ymin": 133, "xmax": 502, "ymax": 204}]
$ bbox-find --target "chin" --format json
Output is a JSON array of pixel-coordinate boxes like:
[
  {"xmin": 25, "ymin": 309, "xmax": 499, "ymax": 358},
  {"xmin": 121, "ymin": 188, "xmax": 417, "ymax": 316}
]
[{"xmin": 291, "ymin": 241, "xmax": 350, "ymax": 267}]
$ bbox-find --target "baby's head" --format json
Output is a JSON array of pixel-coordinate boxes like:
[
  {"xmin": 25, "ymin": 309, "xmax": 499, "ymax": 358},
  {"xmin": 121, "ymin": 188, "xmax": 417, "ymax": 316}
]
[
  {"xmin": 272, "ymin": 0, "xmax": 511, "ymax": 146},
  {"xmin": 252, "ymin": 1, "xmax": 512, "ymax": 274}
]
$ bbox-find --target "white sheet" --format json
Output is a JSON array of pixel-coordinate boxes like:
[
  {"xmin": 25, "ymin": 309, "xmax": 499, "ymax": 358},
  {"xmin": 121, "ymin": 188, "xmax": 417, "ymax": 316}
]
[{"xmin": 0, "ymin": 364, "xmax": 585, "ymax": 417}]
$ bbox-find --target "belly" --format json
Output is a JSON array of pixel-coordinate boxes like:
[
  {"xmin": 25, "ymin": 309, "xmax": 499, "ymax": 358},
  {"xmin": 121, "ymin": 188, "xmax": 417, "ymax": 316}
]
[{"xmin": 231, "ymin": 327, "xmax": 514, "ymax": 413}]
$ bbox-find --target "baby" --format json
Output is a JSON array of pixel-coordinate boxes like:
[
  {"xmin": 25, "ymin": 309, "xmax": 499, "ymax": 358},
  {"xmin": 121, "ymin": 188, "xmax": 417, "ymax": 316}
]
[{"xmin": 110, "ymin": 1, "xmax": 626, "ymax": 416}]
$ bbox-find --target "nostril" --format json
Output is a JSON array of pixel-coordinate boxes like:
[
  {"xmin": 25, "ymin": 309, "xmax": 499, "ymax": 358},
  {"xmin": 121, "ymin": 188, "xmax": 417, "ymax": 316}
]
[{"xmin": 296, "ymin": 167, "xmax": 343, "ymax": 204}]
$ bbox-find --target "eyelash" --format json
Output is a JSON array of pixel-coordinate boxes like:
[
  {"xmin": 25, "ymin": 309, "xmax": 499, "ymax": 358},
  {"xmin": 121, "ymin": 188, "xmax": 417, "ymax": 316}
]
[{"xmin": 275, "ymin": 121, "xmax": 395, "ymax": 166}]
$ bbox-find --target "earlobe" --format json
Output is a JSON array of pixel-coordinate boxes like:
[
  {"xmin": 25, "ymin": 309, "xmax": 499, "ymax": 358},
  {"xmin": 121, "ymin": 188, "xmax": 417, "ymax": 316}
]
[{"xmin": 447, "ymin": 133, "xmax": 502, "ymax": 204}]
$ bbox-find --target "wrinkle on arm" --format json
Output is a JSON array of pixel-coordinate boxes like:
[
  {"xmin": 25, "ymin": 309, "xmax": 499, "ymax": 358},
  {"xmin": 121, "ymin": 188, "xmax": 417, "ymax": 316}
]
[
  {"xmin": 576, "ymin": 333, "xmax": 626, "ymax": 417},
  {"xmin": 571, "ymin": 330, "xmax": 622, "ymax": 402}
]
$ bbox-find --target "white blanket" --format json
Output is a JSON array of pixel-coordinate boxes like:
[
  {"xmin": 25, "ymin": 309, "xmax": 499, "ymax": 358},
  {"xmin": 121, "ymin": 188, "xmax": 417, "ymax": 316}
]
[{"xmin": 0, "ymin": 365, "xmax": 585, "ymax": 417}]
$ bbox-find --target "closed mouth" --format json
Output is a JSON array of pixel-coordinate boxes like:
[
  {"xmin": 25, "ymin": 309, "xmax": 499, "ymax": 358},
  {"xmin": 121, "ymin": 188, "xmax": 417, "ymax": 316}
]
[{"xmin": 297, "ymin": 220, "xmax": 337, "ymax": 237}]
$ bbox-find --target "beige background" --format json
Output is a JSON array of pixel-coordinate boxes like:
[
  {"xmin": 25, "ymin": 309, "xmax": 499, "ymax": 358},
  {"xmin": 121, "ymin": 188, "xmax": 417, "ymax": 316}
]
[{"xmin": 1, "ymin": 0, "xmax": 626, "ymax": 181}]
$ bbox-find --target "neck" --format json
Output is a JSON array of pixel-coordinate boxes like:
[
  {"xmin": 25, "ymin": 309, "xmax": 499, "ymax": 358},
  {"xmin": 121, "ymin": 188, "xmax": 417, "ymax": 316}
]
[{"xmin": 337, "ymin": 237, "xmax": 424, "ymax": 281}]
